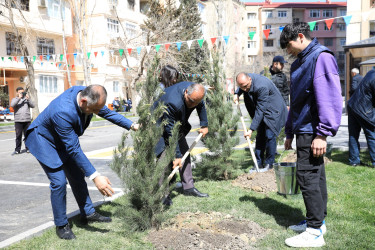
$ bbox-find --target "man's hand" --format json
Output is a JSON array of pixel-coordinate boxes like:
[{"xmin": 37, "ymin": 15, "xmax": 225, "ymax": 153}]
[
  {"xmin": 199, "ymin": 127, "xmax": 208, "ymax": 137},
  {"xmin": 233, "ymin": 94, "xmax": 239, "ymax": 104},
  {"xmin": 284, "ymin": 138, "xmax": 293, "ymax": 150},
  {"xmin": 244, "ymin": 130, "xmax": 252, "ymax": 139},
  {"xmin": 311, "ymin": 135, "xmax": 327, "ymax": 157},
  {"xmin": 131, "ymin": 123, "xmax": 140, "ymax": 131},
  {"xmin": 172, "ymin": 158, "xmax": 182, "ymax": 169},
  {"xmin": 93, "ymin": 175, "xmax": 114, "ymax": 197}
]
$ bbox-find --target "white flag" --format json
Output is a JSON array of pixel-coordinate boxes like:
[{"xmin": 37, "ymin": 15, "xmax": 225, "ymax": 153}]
[
  {"xmin": 187, "ymin": 40, "xmax": 194, "ymax": 49},
  {"xmin": 146, "ymin": 46, "xmax": 151, "ymax": 53}
]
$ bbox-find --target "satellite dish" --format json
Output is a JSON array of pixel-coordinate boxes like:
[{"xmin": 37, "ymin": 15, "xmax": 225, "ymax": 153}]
[{"xmin": 121, "ymin": 57, "xmax": 137, "ymax": 68}]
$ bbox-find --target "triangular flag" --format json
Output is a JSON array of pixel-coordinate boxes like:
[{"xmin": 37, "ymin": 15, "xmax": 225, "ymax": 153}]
[
  {"xmin": 8, "ymin": 57, "xmax": 12, "ymax": 61},
  {"xmin": 1, "ymin": 57, "xmax": 3, "ymax": 61},
  {"xmin": 176, "ymin": 42, "xmax": 182, "ymax": 51},
  {"xmin": 119, "ymin": 49, "xmax": 124, "ymax": 57},
  {"xmin": 21, "ymin": 56, "xmax": 24, "ymax": 63},
  {"xmin": 87, "ymin": 52, "xmax": 91, "ymax": 59},
  {"xmin": 187, "ymin": 40, "xmax": 193, "ymax": 49},
  {"xmin": 126, "ymin": 68, "xmax": 129, "ymax": 71},
  {"xmin": 210, "ymin": 37, "xmax": 217, "ymax": 44},
  {"xmin": 279, "ymin": 26, "xmax": 284, "ymax": 32},
  {"xmin": 33, "ymin": 56, "xmax": 36, "ymax": 62},
  {"xmin": 101, "ymin": 51, "xmax": 105, "ymax": 57},
  {"xmin": 52, "ymin": 55, "xmax": 56, "ymax": 61},
  {"xmin": 223, "ymin": 36, "xmax": 229, "ymax": 44},
  {"xmin": 39, "ymin": 55, "xmax": 43, "ymax": 61},
  {"xmin": 308, "ymin": 21, "xmax": 316, "ymax": 31},
  {"xmin": 249, "ymin": 32, "xmax": 255, "ymax": 40},
  {"xmin": 94, "ymin": 51, "xmax": 98, "ymax": 57},
  {"xmin": 46, "ymin": 55, "xmax": 50, "ymax": 61},
  {"xmin": 165, "ymin": 43, "xmax": 170, "ymax": 51},
  {"xmin": 67, "ymin": 64, "xmax": 70, "ymax": 68},
  {"xmin": 59, "ymin": 63, "xmax": 61, "ymax": 67},
  {"xmin": 72, "ymin": 64, "xmax": 75, "ymax": 69},
  {"xmin": 14, "ymin": 56, "xmax": 17, "ymax": 62},
  {"xmin": 60, "ymin": 54, "xmax": 63, "ymax": 61},
  {"xmin": 155, "ymin": 44, "xmax": 161, "ymax": 52},
  {"xmin": 136, "ymin": 47, "xmax": 141, "ymax": 55},
  {"xmin": 325, "ymin": 18, "xmax": 334, "ymax": 30},
  {"xmin": 263, "ymin": 29, "xmax": 270, "ymax": 40},
  {"xmin": 41, "ymin": 62, "xmax": 43, "ymax": 67},
  {"xmin": 66, "ymin": 54, "xmax": 70, "ymax": 60},
  {"xmin": 73, "ymin": 53, "xmax": 77, "ymax": 60},
  {"xmin": 197, "ymin": 39, "xmax": 204, "ymax": 48},
  {"xmin": 146, "ymin": 46, "xmax": 151, "ymax": 53},
  {"xmin": 55, "ymin": 63, "xmax": 58, "ymax": 67},
  {"xmin": 343, "ymin": 15, "xmax": 352, "ymax": 26},
  {"xmin": 109, "ymin": 50, "xmax": 114, "ymax": 57},
  {"xmin": 127, "ymin": 48, "xmax": 132, "ymax": 55}
]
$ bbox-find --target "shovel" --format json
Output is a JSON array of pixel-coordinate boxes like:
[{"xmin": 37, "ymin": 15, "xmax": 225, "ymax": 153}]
[
  {"xmin": 167, "ymin": 133, "xmax": 203, "ymax": 181},
  {"xmin": 236, "ymin": 102, "xmax": 260, "ymax": 173}
]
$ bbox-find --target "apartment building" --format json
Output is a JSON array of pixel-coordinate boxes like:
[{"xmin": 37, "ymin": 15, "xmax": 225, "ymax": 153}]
[{"xmin": 0, "ymin": 0, "xmax": 72, "ymax": 111}]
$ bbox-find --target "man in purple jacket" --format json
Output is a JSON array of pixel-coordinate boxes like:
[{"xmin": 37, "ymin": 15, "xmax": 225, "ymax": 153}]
[{"xmin": 280, "ymin": 22, "xmax": 342, "ymax": 248}]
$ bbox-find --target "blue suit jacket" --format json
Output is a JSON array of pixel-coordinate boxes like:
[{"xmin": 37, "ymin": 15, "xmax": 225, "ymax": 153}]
[
  {"xmin": 155, "ymin": 81, "xmax": 208, "ymax": 158},
  {"xmin": 25, "ymin": 86, "xmax": 133, "ymax": 176}
]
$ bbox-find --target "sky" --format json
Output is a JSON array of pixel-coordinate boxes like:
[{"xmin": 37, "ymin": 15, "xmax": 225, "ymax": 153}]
[{"xmin": 241, "ymin": 0, "xmax": 346, "ymax": 2}]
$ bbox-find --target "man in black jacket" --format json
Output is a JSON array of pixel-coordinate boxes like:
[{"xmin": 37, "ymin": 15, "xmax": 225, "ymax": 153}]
[
  {"xmin": 348, "ymin": 69, "xmax": 375, "ymax": 167},
  {"xmin": 349, "ymin": 68, "xmax": 363, "ymax": 97},
  {"xmin": 270, "ymin": 56, "xmax": 290, "ymax": 107},
  {"xmin": 234, "ymin": 73, "xmax": 288, "ymax": 172}
]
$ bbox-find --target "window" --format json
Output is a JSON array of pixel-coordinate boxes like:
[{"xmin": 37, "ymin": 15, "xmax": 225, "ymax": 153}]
[
  {"xmin": 248, "ymin": 56, "xmax": 256, "ymax": 64},
  {"xmin": 263, "ymin": 10, "xmax": 272, "ymax": 18},
  {"xmin": 9, "ymin": 0, "xmax": 29, "ymax": 11},
  {"xmin": 39, "ymin": 75, "xmax": 58, "ymax": 94},
  {"xmin": 107, "ymin": 18, "xmax": 119, "ymax": 34},
  {"xmin": 293, "ymin": 18, "xmax": 300, "ymax": 23},
  {"xmin": 278, "ymin": 11, "xmax": 287, "ymax": 17},
  {"xmin": 6, "ymin": 32, "xmax": 22, "ymax": 56},
  {"xmin": 340, "ymin": 38, "xmax": 346, "ymax": 46},
  {"xmin": 127, "ymin": 0, "xmax": 135, "ymax": 10},
  {"xmin": 313, "ymin": 23, "xmax": 319, "ymax": 31},
  {"xmin": 324, "ymin": 38, "xmax": 333, "ymax": 46},
  {"xmin": 248, "ymin": 27, "xmax": 256, "ymax": 32},
  {"xmin": 340, "ymin": 9, "xmax": 347, "ymax": 16},
  {"xmin": 338, "ymin": 51, "xmax": 345, "ymax": 60},
  {"xmin": 247, "ymin": 13, "xmax": 256, "ymax": 20},
  {"xmin": 310, "ymin": 9, "xmax": 320, "ymax": 18},
  {"xmin": 322, "ymin": 9, "xmax": 333, "ymax": 18},
  {"xmin": 126, "ymin": 23, "xmax": 137, "ymax": 38},
  {"xmin": 248, "ymin": 41, "xmax": 256, "ymax": 49},
  {"xmin": 265, "ymin": 24, "xmax": 272, "ymax": 30},
  {"xmin": 338, "ymin": 23, "xmax": 346, "ymax": 31},
  {"xmin": 48, "ymin": 0, "xmax": 62, "ymax": 18},
  {"xmin": 264, "ymin": 40, "xmax": 274, "ymax": 47},
  {"xmin": 324, "ymin": 23, "xmax": 333, "ymax": 30},
  {"xmin": 37, "ymin": 38, "xmax": 55, "ymax": 56},
  {"xmin": 113, "ymin": 81, "xmax": 119, "ymax": 92},
  {"xmin": 197, "ymin": 2, "xmax": 205, "ymax": 14}
]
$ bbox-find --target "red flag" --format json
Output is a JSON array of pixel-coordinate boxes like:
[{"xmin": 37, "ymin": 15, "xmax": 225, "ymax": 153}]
[
  {"xmin": 263, "ymin": 29, "xmax": 271, "ymax": 40},
  {"xmin": 14, "ymin": 56, "xmax": 17, "ymax": 62},
  {"xmin": 325, "ymin": 18, "xmax": 334, "ymax": 30},
  {"xmin": 66, "ymin": 54, "xmax": 69, "ymax": 60},
  {"xmin": 127, "ymin": 48, "xmax": 132, "ymax": 55},
  {"xmin": 55, "ymin": 63, "xmax": 58, "ymax": 67},
  {"xmin": 39, "ymin": 55, "xmax": 43, "ymax": 61},
  {"xmin": 94, "ymin": 52, "xmax": 98, "ymax": 57},
  {"xmin": 210, "ymin": 37, "xmax": 217, "ymax": 44},
  {"xmin": 165, "ymin": 43, "xmax": 171, "ymax": 51},
  {"xmin": 72, "ymin": 64, "xmax": 75, "ymax": 69}
]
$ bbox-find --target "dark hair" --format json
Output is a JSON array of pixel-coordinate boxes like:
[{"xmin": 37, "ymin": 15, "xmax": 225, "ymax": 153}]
[
  {"xmin": 280, "ymin": 22, "xmax": 312, "ymax": 49},
  {"xmin": 81, "ymin": 85, "xmax": 107, "ymax": 105},
  {"xmin": 159, "ymin": 65, "xmax": 180, "ymax": 88},
  {"xmin": 16, "ymin": 87, "xmax": 24, "ymax": 92}
]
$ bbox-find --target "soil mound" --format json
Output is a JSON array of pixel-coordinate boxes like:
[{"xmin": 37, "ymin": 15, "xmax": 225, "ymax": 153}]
[{"xmin": 231, "ymin": 169, "xmax": 277, "ymax": 193}]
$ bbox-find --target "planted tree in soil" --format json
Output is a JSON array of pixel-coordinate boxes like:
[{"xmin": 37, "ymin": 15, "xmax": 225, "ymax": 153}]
[
  {"xmin": 195, "ymin": 53, "xmax": 241, "ymax": 180},
  {"xmin": 111, "ymin": 57, "xmax": 179, "ymax": 231}
]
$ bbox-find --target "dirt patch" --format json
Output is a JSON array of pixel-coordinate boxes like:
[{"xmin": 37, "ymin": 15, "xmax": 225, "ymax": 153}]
[
  {"xmin": 231, "ymin": 169, "xmax": 277, "ymax": 193},
  {"xmin": 281, "ymin": 151, "xmax": 332, "ymax": 164},
  {"xmin": 148, "ymin": 211, "xmax": 268, "ymax": 249}
]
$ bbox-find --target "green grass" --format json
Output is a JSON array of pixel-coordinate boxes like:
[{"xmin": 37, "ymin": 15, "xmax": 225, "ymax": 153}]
[
  {"xmin": 0, "ymin": 122, "xmax": 14, "ymax": 126},
  {"xmin": 7, "ymin": 151, "xmax": 375, "ymax": 249}
]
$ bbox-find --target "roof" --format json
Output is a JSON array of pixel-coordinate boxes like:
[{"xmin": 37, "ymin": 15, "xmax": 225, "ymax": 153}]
[
  {"xmin": 244, "ymin": 2, "xmax": 346, "ymax": 8},
  {"xmin": 343, "ymin": 36, "xmax": 375, "ymax": 49},
  {"xmin": 359, "ymin": 58, "xmax": 375, "ymax": 65}
]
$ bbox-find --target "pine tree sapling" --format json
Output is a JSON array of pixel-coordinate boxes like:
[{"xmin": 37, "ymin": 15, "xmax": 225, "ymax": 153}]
[
  {"xmin": 195, "ymin": 53, "xmax": 241, "ymax": 180},
  {"xmin": 111, "ymin": 57, "xmax": 179, "ymax": 231}
]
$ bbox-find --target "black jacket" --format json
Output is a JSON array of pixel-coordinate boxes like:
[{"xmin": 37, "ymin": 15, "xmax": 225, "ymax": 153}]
[
  {"xmin": 269, "ymin": 66, "xmax": 290, "ymax": 106},
  {"xmin": 349, "ymin": 74, "xmax": 363, "ymax": 97}
]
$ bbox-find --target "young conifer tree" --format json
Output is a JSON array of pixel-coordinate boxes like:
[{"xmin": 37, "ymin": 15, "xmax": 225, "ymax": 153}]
[
  {"xmin": 111, "ymin": 57, "xmax": 179, "ymax": 231},
  {"xmin": 195, "ymin": 53, "xmax": 241, "ymax": 180}
]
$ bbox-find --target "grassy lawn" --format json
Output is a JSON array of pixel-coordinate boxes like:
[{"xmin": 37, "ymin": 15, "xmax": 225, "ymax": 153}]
[
  {"xmin": 0, "ymin": 122, "xmax": 14, "ymax": 127},
  {"xmin": 8, "ymin": 151, "xmax": 375, "ymax": 249}
]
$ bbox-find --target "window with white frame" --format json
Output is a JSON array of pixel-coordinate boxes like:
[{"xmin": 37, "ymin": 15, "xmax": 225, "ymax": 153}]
[
  {"xmin": 127, "ymin": 0, "xmax": 135, "ymax": 10},
  {"xmin": 324, "ymin": 38, "xmax": 333, "ymax": 46},
  {"xmin": 310, "ymin": 9, "xmax": 320, "ymax": 18},
  {"xmin": 107, "ymin": 18, "xmax": 119, "ymax": 34},
  {"xmin": 6, "ymin": 32, "xmax": 22, "ymax": 56},
  {"xmin": 48, "ymin": 0, "xmax": 61, "ymax": 18},
  {"xmin": 247, "ymin": 13, "xmax": 256, "ymax": 20},
  {"xmin": 324, "ymin": 23, "xmax": 333, "ymax": 30},
  {"xmin": 264, "ymin": 40, "xmax": 274, "ymax": 47},
  {"xmin": 322, "ymin": 9, "xmax": 333, "ymax": 17},
  {"xmin": 113, "ymin": 81, "xmax": 120, "ymax": 92},
  {"xmin": 248, "ymin": 56, "xmax": 256, "ymax": 64},
  {"xmin": 340, "ymin": 38, "xmax": 346, "ymax": 46},
  {"xmin": 248, "ymin": 41, "xmax": 256, "ymax": 49},
  {"xmin": 39, "ymin": 75, "xmax": 58, "ymax": 94},
  {"xmin": 37, "ymin": 38, "xmax": 55, "ymax": 56},
  {"xmin": 340, "ymin": 9, "xmax": 347, "ymax": 16},
  {"xmin": 265, "ymin": 24, "xmax": 272, "ymax": 30},
  {"xmin": 263, "ymin": 10, "xmax": 272, "ymax": 18},
  {"xmin": 338, "ymin": 23, "xmax": 346, "ymax": 31},
  {"xmin": 248, "ymin": 27, "xmax": 256, "ymax": 32},
  {"xmin": 278, "ymin": 11, "xmax": 287, "ymax": 17},
  {"xmin": 126, "ymin": 23, "xmax": 137, "ymax": 38}
]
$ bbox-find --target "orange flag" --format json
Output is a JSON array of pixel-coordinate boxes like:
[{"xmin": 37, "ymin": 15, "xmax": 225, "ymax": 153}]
[
  {"xmin": 127, "ymin": 48, "xmax": 132, "ymax": 55},
  {"xmin": 263, "ymin": 29, "xmax": 270, "ymax": 40},
  {"xmin": 325, "ymin": 18, "xmax": 334, "ymax": 30},
  {"xmin": 210, "ymin": 37, "xmax": 217, "ymax": 44},
  {"xmin": 165, "ymin": 43, "xmax": 171, "ymax": 51}
]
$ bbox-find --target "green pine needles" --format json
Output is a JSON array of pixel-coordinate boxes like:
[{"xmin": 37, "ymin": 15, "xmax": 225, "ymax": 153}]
[
  {"xmin": 111, "ymin": 57, "xmax": 179, "ymax": 231},
  {"xmin": 195, "ymin": 53, "xmax": 241, "ymax": 180}
]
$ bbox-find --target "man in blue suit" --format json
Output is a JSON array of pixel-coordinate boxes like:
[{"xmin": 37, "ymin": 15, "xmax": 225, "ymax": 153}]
[
  {"xmin": 155, "ymin": 82, "xmax": 209, "ymax": 205},
  {"xmin": 234, "ymin": 72, "xmax": 288, "ymax": 172},
  {"xmin": 25, "ymin": 85, "xmax": 138, "ymax": 240}
]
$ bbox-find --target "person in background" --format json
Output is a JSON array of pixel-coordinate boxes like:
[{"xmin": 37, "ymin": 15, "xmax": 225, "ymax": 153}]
[
  {"xmin": 10, "ymin": 87, "xmax": 34, "ymax": 155},
  {"xmin": 349, "ymin": 68, "xmax": 363, "ymax": 97},
  {"xmin": 270, "ymin": 55, "xmax": 290, "ymax": 108},
  {"xmin": 112, "ymin": 97, "xmax": 120, "ymax": 112},
  {"xmin": 159, "ymin": 65, "xmax": 180, "ymax": 90}
]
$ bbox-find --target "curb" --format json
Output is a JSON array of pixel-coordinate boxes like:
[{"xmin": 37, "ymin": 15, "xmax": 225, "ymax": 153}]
[{"xmin": 0, "ymin": 191, "xmax": 125, "ymax": 248}]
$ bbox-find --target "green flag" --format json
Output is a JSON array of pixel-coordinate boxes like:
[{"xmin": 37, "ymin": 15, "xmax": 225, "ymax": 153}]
[
  {"xmin": 155, "ymin": 44, "xmax": 161, "ymax": 52},
  {"xmin": 33, "ymin": 56, "xmax": 36, "ymax": 62},
  {"xmin": 119, "ymin": 49, "xmax": 124, "ymax": 57},
  {"xmin": 308, "ymin": 21, "xmax": 316, "ymax": 31},
  {"xmin": 60, "ymin": 54, "xmax": 63, "ymax": 61},
  {"xmin": 87, "ymin": 52, "xmax": 91, "ymax": 59},
  {"xmin": 197, "ymin": 39, "xmax": 204, "ymax": 48},
  {"xmin": 249, "ymin": 32, "xmax": 256, "ymax": 40}
]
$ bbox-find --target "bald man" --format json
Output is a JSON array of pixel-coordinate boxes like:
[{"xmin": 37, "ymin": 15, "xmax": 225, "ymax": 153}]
[
  {"xmin": 155, "ymin": 82, "xmax": 209, "ymax": 205},
  {"xmin": 25, "ymin": 85, "xmax": 139, "ymax": 240},
  {"xmin": 234, "ymin": 72, "xmax": 288, "ymax": 172}
]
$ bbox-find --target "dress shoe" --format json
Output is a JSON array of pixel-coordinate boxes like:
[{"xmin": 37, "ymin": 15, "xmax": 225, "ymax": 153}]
[
  {"xmin": 80, "ymin": 212, "xmax": 112, "ymax": 225},
  {"xmin": 162, "ymin": 195, "xmax": 173, "ymax": 206},
  {"xmin": 56, "ymin": 224, "xmax": 76, "ymax": 240},
  {"xmin": 11, "ymin": 150, "xmax": 20, "ymax": 156},
  {"xmin": 183, "ymin": 188, "xmax": 209, "ymax": 198}
]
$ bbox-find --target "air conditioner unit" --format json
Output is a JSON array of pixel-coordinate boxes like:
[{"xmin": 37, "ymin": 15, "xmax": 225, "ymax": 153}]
[{"xmin": 38, "ymin": 0, "xmax": 47, "ymax": 8}]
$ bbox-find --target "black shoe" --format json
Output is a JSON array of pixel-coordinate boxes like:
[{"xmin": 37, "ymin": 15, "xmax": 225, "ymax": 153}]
[
  {"xmin": 56, "ymin": 224, "xmax": 76, "ymax": 240},
  {"xmin": 80, "ymin": 212, "xmax": 112, "ymax": 225},
  {"xmin": 162, "ymin": 195, "xmax": 173, "ymax": 206},
  {"xmin": 11, "ymin": 150, "xmax": 20, "ymax": 156},
  {"xmin": 183, "ymin": 188, "xmax": 209, "ymax": 198}
]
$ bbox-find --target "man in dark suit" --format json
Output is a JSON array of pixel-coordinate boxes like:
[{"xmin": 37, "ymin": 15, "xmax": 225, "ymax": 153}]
[
  {"xmin": 349, "ymin": 68, "xmax": 363, "ymax": 97},
  {"xmin": 234, "ymin": 72, "xmax": 288, "ymax": 172},
  {"xmin": 25, "ymin": 85, "xmax": 138, "ymax": 240},
  {"xmin": 155, "ymin": 82, "xmax": 209, "ymax": 205}
]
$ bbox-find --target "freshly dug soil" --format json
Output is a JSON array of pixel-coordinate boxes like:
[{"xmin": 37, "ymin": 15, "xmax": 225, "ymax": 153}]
[
  {"xmin": 148, "ymin": 211, "xmax": 268, "ymax": 249},
  {"xmin": 231, "ymin": 169, "xmax": 277, "ymax": 193},
  {"xmin": 280, "ymin": 150, "xmax": 331, "ymax": 164}
]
